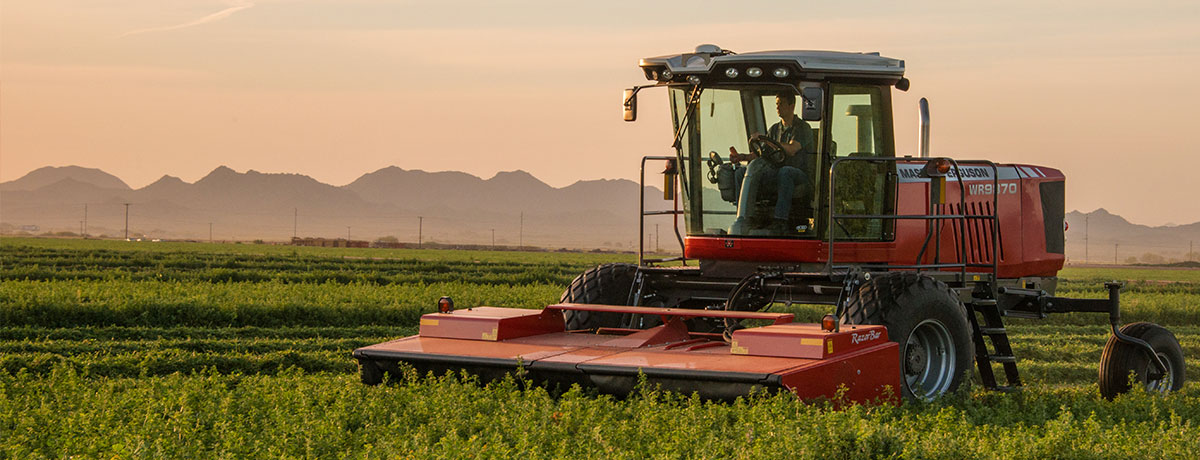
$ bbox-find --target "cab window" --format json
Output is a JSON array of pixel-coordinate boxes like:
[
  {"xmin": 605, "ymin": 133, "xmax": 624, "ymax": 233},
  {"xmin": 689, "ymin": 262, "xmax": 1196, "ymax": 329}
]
[
  {"xmin": 829, "ymin": 85, "xmax": 887, "ymax": 157},
  {"xmin": 827, "ymin": 84, "xmax": 894, "ymax": 240}
]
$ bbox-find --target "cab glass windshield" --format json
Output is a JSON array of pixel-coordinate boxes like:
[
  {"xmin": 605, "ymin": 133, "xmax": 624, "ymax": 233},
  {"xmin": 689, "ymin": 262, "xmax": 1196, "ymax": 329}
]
[{"xmin": 669, "ymin": 83, "xmax": 894, "ymax": 240}]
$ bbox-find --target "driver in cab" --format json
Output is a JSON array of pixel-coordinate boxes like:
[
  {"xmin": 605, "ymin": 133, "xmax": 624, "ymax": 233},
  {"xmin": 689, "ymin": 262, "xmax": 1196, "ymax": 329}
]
[{"xmin": 727, "ymin": 91, "xmax": 815, "ymax": 235}]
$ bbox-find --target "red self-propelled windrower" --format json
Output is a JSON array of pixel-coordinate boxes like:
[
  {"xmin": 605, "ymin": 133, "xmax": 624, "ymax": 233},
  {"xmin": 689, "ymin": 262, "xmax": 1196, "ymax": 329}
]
[{"xmin": 355, "ymin": 45, "xmax": 1186, "ymax": 403}]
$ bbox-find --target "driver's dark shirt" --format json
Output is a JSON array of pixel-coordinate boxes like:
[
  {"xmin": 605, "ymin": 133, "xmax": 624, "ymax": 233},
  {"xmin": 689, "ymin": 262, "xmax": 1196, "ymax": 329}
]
[{"xmin": 767, "ymin": 115, "xmax": 815, "ymax": 169}]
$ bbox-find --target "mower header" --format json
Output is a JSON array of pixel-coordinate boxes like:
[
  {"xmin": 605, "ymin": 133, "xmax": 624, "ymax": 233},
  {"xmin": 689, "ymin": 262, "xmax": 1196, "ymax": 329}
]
[{"xmin": 355, "ymin": 303, "xmax": 901, "ymax": 403}]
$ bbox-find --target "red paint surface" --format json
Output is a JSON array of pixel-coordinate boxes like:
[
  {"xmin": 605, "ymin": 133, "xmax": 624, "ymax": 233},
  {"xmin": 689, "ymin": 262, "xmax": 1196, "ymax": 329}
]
[
  {"xmin": 418, "ymin": 307, "xmax": 564, "ymax": 341},
  {"xmin": 731, "ymin": 324, "xmax": 889, "ymax": 359},
  {"xmin": 682, "ymin": 161, "xmax": 1065, "ymax": 279}
]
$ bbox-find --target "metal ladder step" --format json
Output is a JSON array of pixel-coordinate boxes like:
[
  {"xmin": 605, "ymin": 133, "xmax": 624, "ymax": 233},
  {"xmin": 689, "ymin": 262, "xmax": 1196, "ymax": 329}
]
[
  {"xmin": 1001, "ymin": 310, "xmax": 1043, "ymax": 319},
  {"xmin": 968, "ymin": 288, "xmax": 1023, "ymax": 390},
  {"xmin": 992, "ymin": 385, "xmax": 1022, "ymax": 393},
  {"xmin": 987, "ymin": 355, "xmax": 1017, "ymax": 364},
  {"xmin": 979, "ymin": 327, "xmax": 1007, "ymax": 335}
]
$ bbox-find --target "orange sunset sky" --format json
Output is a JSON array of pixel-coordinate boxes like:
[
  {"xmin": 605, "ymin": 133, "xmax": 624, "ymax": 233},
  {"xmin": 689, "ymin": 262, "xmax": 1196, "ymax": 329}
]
[{"xmin": 2, "ymin": 1, "xmax": 1198, "ymax": 225}]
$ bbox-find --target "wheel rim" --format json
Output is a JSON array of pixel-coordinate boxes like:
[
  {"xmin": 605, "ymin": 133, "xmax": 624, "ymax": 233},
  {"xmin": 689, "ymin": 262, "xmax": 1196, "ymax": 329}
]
[
  {"xmin": 904, "ymin": 319, "xmax": 956, "ymax": 400},
  {"xmin": 1144, "ymin": 352, "xmax": 1175, "ymax": 394}
]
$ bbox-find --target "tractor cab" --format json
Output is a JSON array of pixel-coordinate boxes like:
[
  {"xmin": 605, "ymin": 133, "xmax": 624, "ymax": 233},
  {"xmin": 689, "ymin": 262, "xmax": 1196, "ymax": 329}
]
[
  {"xmin": 627, "ymin": 46, "xmax": 907, "ymax": 244},
  {"xmin": 633, "ymin": 45, "xmax": 902, "ymax": 245}
]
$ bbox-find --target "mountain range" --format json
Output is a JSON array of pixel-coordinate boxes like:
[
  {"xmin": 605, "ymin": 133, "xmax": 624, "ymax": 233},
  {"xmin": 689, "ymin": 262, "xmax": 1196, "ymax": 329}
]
[
  {"xmin": 2, "ymin": 165, "xmax": 1198, "ymax": 261},
  {"xmin": 1064, "ymin": 209, "xmax": 1199, "ymax": 264},
  {"xmin": 0, "ymin": 165, "xmax": 674, "ymax": 250}
]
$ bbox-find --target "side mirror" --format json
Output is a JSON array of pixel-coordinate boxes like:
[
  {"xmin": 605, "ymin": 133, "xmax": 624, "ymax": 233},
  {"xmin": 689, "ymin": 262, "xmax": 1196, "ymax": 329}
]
[
  {"xmin": 801, "ymin": 87, "xmax": 823, "ymax": 122},
  {"xmin": 623, "ymin": 89, "xmax": 638, "ymax": 122}
]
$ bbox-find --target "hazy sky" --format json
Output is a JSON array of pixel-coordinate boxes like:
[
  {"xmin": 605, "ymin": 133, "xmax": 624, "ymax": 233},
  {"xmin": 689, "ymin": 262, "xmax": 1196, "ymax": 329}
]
[{"xmin": 3, "ymin": 1, "xmax": 1198, "ymax": 225}]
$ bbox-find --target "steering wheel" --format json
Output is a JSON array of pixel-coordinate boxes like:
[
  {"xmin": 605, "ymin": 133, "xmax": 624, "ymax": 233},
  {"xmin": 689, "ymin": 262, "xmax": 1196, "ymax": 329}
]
[
  {"xmin": 706, "ymin": 151, "xmax": 723, "ymax": 184},
  {"xmin": 749, "ymin": 136, "xmax": 787, "ymax": 167}
]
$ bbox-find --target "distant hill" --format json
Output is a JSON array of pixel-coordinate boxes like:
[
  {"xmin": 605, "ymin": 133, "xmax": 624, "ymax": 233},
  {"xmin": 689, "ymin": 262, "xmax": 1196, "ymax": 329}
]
[
  {"xmin": 0, "ymin": 165, "xmax": 671, "ymax": 250},
  {"xmin": 0, "ymin": 166, "xmax": 130, "ymax": 192},
  {"xmin": 1065, "ymin": 209, "xmax": 1200, "ymax": 264}
]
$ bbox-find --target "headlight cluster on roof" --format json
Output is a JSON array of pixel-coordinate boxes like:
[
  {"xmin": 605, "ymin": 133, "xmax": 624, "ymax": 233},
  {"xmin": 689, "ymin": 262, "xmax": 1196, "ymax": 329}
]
[{"xmin": 645, "ymin": 65, "xmax": 797, "ymax": 84}]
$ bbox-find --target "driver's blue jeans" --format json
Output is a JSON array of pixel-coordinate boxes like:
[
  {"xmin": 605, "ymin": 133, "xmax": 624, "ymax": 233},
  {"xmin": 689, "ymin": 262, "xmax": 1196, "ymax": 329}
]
[{"xmin": 734, "ymin": 161, "xmax": 808, "ymax": 221}]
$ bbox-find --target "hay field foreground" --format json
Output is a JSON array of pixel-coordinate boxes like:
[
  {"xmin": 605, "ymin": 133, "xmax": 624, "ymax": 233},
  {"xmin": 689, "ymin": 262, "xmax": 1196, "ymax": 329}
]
[{"xmin": 2, "ymin": 238, "xmax": 1197, "ymax": 459}]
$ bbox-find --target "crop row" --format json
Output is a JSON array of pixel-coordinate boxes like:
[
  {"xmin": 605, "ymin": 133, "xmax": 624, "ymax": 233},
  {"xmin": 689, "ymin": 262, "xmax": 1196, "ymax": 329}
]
[
  {"xmin": 7, "ymin": 279, "xmax": 1199, "ymax": 330},
  {"xmin": 4, "ymin": 367, "xmax": 1198, "ymax": 459},
  {"xmin": 2, "ymin": 248, "xmax": 597, "ymax": 286},
  {"xmin": 0, "ymin": 238, "xmax": 629, "ymax": 264},
  {"xmin": 0, "ymin": 279, "xmax": 563, "ymax": 328}
]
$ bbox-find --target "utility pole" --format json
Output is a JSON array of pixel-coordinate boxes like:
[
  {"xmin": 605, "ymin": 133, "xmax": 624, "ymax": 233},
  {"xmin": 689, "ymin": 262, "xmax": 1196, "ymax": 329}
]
[
  {"xmin": 1115, "ymin": 243, "xmax": 1119, "ymax": 265},
  {"xmin": 79, "ymin": 221, "xmax": 84, "ymax": 237},
  {"xmin": 82, "ymin": 204, "xmax": 88, "ymax": 239},
  {"xmin": 519, "ymin": 212, "xmax": 524, "ymax": 251},
  {"xmin": 293, "ymin": 208, "xmax": 298, "ymax": 239},
  {"xmin": 209, "ymin": 223, "xmax": 213, "ymax": 243},
  {"xmin": 347, "ymin": 226, "xmax": 351, "ymax": 241},
  {"xmin": 123, "ymin": 203, "xmax": 130, "ymax": 240},
  {"xmin": 491, "ymin": 228, "xmax": 495, "ymax": 250},
  {"xmin": 418, "ymin": 216, "xmax": 423, "ymax": 249},
  {"xmin": 1190, "ymin": 240, "xmax": 1194, "ymax": 262}
]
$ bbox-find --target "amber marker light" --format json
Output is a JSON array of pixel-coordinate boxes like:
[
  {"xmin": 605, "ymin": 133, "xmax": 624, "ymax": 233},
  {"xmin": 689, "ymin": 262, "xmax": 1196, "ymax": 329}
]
[
  {"xmin": 437, "ymin": 296, "xmax": 454, "ymax": 313},
  {"xmin": 936, "ymin": 158, "xmax": 951, "ymax": 174},
  {"xmin": 821, "ymin": 314, "xmax": 837, "ymax": 332}
]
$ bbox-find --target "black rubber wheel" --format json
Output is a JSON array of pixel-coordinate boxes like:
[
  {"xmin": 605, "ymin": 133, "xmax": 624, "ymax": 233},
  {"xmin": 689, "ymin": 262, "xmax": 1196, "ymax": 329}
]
[
  {"xmin": 1098, "ymin": 322, "xmax": 1186, "ymax": 400},
  {"xmin": 560, "ymin": 263, "xmax": 638, "ymax": 330},
  {"xmin": 842, "ymin": 272, "xmax": 974, "ymax": 401},
  {"xmin": 359, "ymin": 359, "xmax": 383, "ymax": 385}
]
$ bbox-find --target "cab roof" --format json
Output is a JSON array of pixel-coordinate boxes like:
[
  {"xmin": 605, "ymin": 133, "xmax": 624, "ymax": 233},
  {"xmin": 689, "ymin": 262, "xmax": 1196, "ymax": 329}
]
[{"xmin": 639, "ymin": 45, "xmax": 905, "ymax": 81}]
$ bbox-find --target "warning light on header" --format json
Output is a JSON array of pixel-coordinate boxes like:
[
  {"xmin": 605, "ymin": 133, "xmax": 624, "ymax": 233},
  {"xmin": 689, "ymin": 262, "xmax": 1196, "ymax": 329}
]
[{"xmin": 437, "ymin": 296, "xmax": 454, "ymax": 313}]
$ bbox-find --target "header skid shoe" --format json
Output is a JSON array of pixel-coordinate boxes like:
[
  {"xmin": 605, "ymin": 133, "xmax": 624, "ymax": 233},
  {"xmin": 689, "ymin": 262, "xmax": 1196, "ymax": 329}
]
[{"xmin": 354, "ymin": 304, "xmax": 900, "ymax": 404}]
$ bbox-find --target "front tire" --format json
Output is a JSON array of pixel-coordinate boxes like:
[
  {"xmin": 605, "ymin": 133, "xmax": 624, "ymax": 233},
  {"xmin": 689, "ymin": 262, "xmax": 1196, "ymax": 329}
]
[
  {"xmin": 560, "ymin": 263, "xmax": 638, "ymax": 330},
  {"xmin": 842, "ymin": 273, "xmax": 975, "ymax": 401},
  {"xmin": 1098, "ymin": 322, "xmax": 1186, "ymax": 400}
]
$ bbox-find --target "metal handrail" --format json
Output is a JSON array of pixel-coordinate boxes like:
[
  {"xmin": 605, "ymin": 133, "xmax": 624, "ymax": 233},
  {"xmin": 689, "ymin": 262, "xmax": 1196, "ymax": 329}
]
[{"xmin": 824, "ymin": 157, "xmax": 1001, "ymax": 284}]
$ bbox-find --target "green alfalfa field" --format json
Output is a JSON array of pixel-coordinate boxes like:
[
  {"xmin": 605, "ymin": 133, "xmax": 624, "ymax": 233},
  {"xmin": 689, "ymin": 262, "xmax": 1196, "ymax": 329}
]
[{"xmin": 2, "ymin": 237, "xmax": 1198, "ymax": 459}]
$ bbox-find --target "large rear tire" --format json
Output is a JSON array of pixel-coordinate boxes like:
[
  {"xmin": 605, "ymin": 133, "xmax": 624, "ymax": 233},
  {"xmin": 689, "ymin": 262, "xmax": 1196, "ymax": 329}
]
[
  {"xmin": 1098, "ymin": 322, "xmax": 1186, "ymax": 400},
  {"xmin": 842, "ymin": 272, "xmax": 974, "ymax": 401},
  {"xmin": 560, "ymin": 263, "xmax": 638, "ymax": 330}
]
